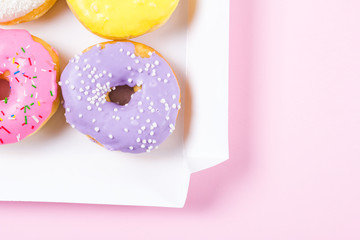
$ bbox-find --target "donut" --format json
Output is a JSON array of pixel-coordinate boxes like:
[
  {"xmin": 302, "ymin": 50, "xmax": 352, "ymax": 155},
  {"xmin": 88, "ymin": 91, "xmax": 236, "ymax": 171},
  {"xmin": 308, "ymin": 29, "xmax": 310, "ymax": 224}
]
[
  {"xmin": 60, "ymin": 41, "xmax": 181, "ymax": 153},
  {"xmin": 66, "ymin": 0, "xmax": 179, "ymax": 39},
  {"xmin": 0, "ymin": 0, "xmax": 57, "ymax": 25},
  {"xmin": 0, "ymin": 29, "xmax": 60, "ymax": 145}
]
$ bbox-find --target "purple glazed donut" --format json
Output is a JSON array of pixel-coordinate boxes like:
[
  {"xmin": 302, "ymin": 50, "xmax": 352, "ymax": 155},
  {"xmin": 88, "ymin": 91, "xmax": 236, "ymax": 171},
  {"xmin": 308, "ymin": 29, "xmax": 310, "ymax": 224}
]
[{"xmin": 59, "ymin": 41, "xmax": 181, "ymax": 153}]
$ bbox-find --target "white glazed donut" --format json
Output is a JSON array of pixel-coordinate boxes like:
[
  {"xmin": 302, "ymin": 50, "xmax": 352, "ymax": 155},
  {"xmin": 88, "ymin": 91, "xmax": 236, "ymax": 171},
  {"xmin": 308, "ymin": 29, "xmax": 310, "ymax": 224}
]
[{"xmin": 0, "ymin": 0, "xmax": 57, "ymax": 25}]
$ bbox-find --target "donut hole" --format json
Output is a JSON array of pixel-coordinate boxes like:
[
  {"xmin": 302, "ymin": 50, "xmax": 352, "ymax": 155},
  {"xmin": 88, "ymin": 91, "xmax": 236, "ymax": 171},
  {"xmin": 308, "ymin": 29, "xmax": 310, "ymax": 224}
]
[
  {"xmin": 0, "ymin": 76, "xmax": 10, "ymax": 101},
  {"xmin": 108, "ymin": 85, "xmax": 142, "ymax": 106}
]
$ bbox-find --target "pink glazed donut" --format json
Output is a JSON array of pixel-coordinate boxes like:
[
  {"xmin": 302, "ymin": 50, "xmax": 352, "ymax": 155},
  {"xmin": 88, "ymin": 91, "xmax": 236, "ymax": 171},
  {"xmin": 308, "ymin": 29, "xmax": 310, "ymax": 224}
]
[{"xmin": 0, "ymin": 29, "xmax": 60, "ymax": 145}]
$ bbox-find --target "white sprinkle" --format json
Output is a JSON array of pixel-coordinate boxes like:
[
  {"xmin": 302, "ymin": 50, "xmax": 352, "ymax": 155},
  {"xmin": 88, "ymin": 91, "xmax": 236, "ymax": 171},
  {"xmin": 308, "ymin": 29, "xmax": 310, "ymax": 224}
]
[
  {"xmin": 78, "ymin": 114, "xmax": 83, "ymax": 118},
  {"xmin": 65, "ymin": 80, "xmax": 70, "ymax": 85},
  {"xmin": 139, "ymin": 109, "xmax": 144, "ymax": 113},
  {"xmin": 94, "ymin": 127, "xmax": 100, "ymax": 132},
  {"xmin": 112, "ymin": 115, "xmax": 116, "ymax": 119},
  {"xmin": 84, "ymin": 91, "xmax": 89, "ymax": 95},
  {"xmin": 146, "ymin": 96, "xmax": 150, "ymax": 100},
  {"xmin": 115, "ymin": 116, "xmax": 120, "ymax": 121},
  {"xmin": 154, "ymin": 60, "xmax": 159, "ymax": 65},
  {"xmin": 136, "ymin": 138, "xmax": 141, "ymax": 143},
  {"xmin": 88, "ymin": 74, "xmax": 92, "ymax": 79},
  {"xmin": 108, "ymin": 134, "xmax": 114, "ymax": 139},
  {"xmin": 131, "ymin": 53, "xmax": 136, "ymax": 58},
  {"xmin": 138, "ymin": 129, "xmax": 142, "ymax": 134},
  {"xmin": 114, "ymin": 108, "xmax": 118, "ymax": 112},
  {"xmin": 141, "ymin": 144, "xmax": 145, "ymax": 148},
  {"xmin": 141, "ymin": 126, "xmax": 146, "ymax": 131},
  {"xmin": 157, "ymin": 77, "xmax": 162, "ymax": 82},
  {"xmin": 136, "ymin": 115, "xmax": 140, "ymax": 120},
  {"xmin": 145, "ymin": 63, "xmax": 150, "ymax": 68},
  {"xmin": 164, "ymin": 79, "xmax": 168, "ymax": 84},
  {"xmin": 71, "ymin": 124, "xmax": 75, "ymax": 128},
  {"xmin": 148, "ymin": 51, "xmax": 153, "ymax": 56},
  {"xmin": 124, "ymin": 128, "xmax": 129, "ymax": 132},
  {"xmin": 148, "ymin": 139, "xmax": 152, "ymax": 143},
  {"xmin": 135, "ymin": 59, "xmax": 140, "ymax": 64},
  {"xmin": 108, "ymin": 73, "xmax": 113, "ymax": 78},
  {"xmin": 120, "ymin": 48, "xmax": 124, "ymax": 52},
  {"xmin": 166, "ymin": 116, "xmax": 170, "ymax": 120},
  {"xmin": 150, "ymin": 131, "xmax": 154, "ymax": 136},
  {"xmin": 167, "ymin": 73, "xmax": 171, "ymax": 78},
  {"xmin": 79, "ymin": 88, "xmax": 84, "ymax": 92},
  {"xmin": 92, "ymin": 119, "xmax": 96, "ymax": 123},
  {"xmin": 138, "ymin": 69, "xmax": 143, "ymax": 73},
  {"xmin": 127, "ymin": 51, "xmax": 131, "ymax": 56},
  {"xmin": 75, "ymin": 65, "xmax": 80, "ymax": 70},
  {"xmin": 142, "ymin": 139, "xmax": 147, "ymax": 144},
  {"xmin": 80, "ymin": 80, "xmax": 85, "ymax": 84},
  {"xmin": 58, "ymin": 82, "xmax": 62, "ymax": 86},
  {"xmin": 129, "ymin": 146, "xmax": 134, "ymax": 150},
  {"xmin": 70, "ymin": 85, "xmax": 75, "ymax": 90},
  {"xmin": 66, "ymin": 108, "xmax": 70, "ymax": 112},
  {"xmin": 172, "ymin": 104, "xmax": 177, "ymax": 109},
  {"xmin": 146, "ymin": 119, "xmax": 151, "ymax": 123},
  {"xmin": 87, "ymin": 106, "xmax": 92, "ymax": 110},
  {"xmin": 160, "ymin": 98, "xmax": 166, "ymax": 103},
  {"xmin": 32, "ymin": 115, "xmax": 39, "ymax": 123},
  {"xmin": 128, "ymin": 78, "xmax": 133, "ymax": 83},
  {"xmin": 77, "ymin": 96, "xmax": 82, "ymax": 100},
  {"xmin": 127, "ymin": 66, "xmax": 132, "ymax": 71},
  {"xmin": 172, "ymin": 94, "xmax": 176, "ymax": 100},
  {"xmin": 138, "ymin": 101, "xmax": 143, "ymax": 106},
  {"xmin": 98, "ymin": 107, "xmax": 102, "ymax": 112}
]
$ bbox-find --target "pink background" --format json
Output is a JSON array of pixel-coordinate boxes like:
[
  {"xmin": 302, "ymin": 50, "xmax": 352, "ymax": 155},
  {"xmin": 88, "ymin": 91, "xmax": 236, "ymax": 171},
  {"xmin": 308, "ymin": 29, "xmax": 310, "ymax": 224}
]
[{"xmin": 1, "ymin": 0, "xmax": 360, "ymax": 239}]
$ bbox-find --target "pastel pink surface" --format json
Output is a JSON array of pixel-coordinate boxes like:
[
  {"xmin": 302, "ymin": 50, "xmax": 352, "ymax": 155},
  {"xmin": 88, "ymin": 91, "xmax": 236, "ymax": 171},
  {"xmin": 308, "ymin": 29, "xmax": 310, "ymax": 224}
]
[{"xmin": 1, "ymin": 0, "xmax": 360, "ymax": 239}]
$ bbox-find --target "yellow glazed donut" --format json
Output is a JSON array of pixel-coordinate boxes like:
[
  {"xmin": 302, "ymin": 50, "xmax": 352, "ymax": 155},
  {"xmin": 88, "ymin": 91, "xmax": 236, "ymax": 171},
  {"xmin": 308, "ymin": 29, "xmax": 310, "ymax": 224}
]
[
  {"xmin": 66, "ymin": 0, "xmax": 179, "ymax": 39},
  {"xmin": 0, "ymin": 0, "xmax": 57, "ymax": 25}
]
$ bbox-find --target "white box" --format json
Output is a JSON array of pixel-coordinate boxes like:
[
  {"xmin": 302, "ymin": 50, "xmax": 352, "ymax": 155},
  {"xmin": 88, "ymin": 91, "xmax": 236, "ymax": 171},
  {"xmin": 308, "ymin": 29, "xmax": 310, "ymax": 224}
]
[{"xmin": 0, "ymin": 0, "xmax": 229, "ymax": 208}]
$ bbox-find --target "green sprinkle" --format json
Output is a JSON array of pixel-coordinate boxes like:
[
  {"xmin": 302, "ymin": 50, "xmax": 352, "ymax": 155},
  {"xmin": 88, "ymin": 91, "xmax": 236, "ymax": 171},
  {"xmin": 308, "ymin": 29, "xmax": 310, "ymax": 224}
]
[
  {"xmin": 21, "ymin": 47, "xmax": 25, "ymax": 53},
  {"xmin": 32, "ymin": 85, "xmax": 37, "ymax": 88},
  {"xmin": 50, "ymin": 91, "xmax": 53, "ymax": 96},
  {"xmin": 4, "ymin": 97, "xmax": 7, "ymax": 104},
  {"xmin": 33, "ymin": 76, "xmax": 37, "ymax": 79},
  {"xmin": 25, "ymin": 116, "xmax": 27, "ymax": 124},
  {"xmin": 31, "ymin": 94, "xmax": 33, "ymax": 98},
  {"xmin": 24, "ymin": 105, "xmax": 30, "ymax": 113},
  {"xmin": 30, "ymin": 103, "xmax": 34, "ymax": 106}
]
